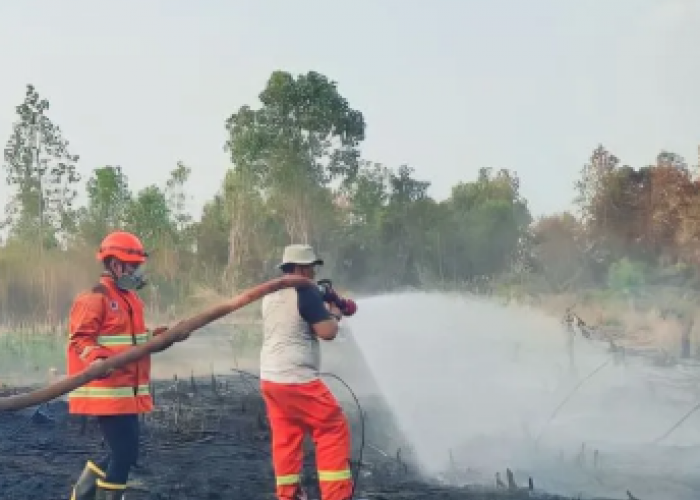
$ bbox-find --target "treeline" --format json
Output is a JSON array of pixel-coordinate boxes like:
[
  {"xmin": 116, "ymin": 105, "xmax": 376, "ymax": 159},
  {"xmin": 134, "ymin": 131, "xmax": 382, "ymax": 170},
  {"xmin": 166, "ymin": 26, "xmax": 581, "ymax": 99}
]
[{"xmin": 1, "ymin": 72, "xmax": 699, "ymax": 326}]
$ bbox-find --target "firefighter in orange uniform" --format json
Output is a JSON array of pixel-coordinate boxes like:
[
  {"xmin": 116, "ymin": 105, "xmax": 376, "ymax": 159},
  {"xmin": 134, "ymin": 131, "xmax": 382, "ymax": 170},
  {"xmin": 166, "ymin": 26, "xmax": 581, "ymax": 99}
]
[{"xmin": 67, "ymin": 231, "xmax": 180, "ymax": 500}]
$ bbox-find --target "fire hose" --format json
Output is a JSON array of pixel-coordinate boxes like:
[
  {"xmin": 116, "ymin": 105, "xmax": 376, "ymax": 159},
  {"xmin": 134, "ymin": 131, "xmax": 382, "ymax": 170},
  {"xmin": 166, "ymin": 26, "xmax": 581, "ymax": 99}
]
[
  {"xmin": 534, "ymin": 358, "xmax": 611, "ymax": 444},
  {"xmin": 654, "ymin": 400, "xmax": 700, "ymax": 444},
  {"xmin": 0, "ymin": 275, "xmax": 313, "ymax": 412},
  {"xmin": 558, "ymin": 309, "xmax": 700, "ymax": 448}
]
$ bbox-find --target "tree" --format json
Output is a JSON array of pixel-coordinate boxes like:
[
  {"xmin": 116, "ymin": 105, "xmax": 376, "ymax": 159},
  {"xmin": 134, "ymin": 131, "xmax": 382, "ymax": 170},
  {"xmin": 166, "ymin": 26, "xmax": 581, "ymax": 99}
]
[
  {"xmin": 123, "ymin": 185, "xmax": 174, "ymax": 250},
  {"xmin": 675, "ymin": 179, "xmax": 700, "ymax": 264},
  {"xmin": 77, "ymin": 165, "xmax": 132, "ymax": 245},
  {"xmin": 375, "ymin": 165, "xmax": 439, "ymax": 287},
  {"xmin": 342, "ymin": 161, "xmax": 389, "ymax": 227},
  {"xmin": 225, "ymin": 70, "xmax": 366, "ymax": 244},
  {"xmin": 656, "ymin": 151, "xmax": 687, "ymax": 170},
  {"xmin": 165, "ymin": 161, "xmax": 193, "ymax": 233},
  {"xmin": 165, "ymin": 161, "xmax": 195, "ymax": 248},
  {"xmin": 607, "ymin": 257, "xmax": 647, "ymax": 295},
  {"xmin": 574, "ymin": 147, "xmax": 698, "ymax": 265},
  {"xmin": 574, "ymin": 145, "xmax": 643, "ymax": 263},
  {"xmin": 196, "ymin": 194, "xmax": 230, "ymax": 269},
  {"xmin": 442, "ymin": 168, "xmax": 532, "ymax": 281},
  {"xmin": 530, "ymin": 212, "xmax": 597, "ymax": 291},
  {"xmin": 575, "ymin": 145, "xmax": 620, "ymax": 222},
  {"xmin": 2, "ymin": 84, "xmax": 80, "ymax": 247},
  {"xmin": 220, "ymin": 168, "xmax": 280, "ymax": 286},
  {"xmin": 331, "ymin": 161, "xmax": 389, "ymax": 284}
]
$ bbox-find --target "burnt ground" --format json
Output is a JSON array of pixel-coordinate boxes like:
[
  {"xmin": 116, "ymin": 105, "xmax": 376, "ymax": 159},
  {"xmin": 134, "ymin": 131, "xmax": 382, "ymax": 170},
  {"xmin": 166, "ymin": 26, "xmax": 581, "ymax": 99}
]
[{"xmin": 0, "ymin": 375, "xmax": 600, "ymax": 500}]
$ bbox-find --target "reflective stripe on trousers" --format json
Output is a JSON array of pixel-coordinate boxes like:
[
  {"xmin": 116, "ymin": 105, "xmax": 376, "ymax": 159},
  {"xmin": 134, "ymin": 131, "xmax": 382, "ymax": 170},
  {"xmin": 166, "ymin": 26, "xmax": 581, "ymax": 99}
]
[
  {"xmin": 275, "ymin": 469, "xmax": 351, "ymax": 485},
  {"xmin": 276, "ymin": 473, "xmax": 301, "ymax": 486},
  {"xmin": 318, "ymin": 469, "xmax": 352, "ymax": 482},
  {"xmin": 262, "ymin": 379, "xmax": 353, "ymax": 500}
]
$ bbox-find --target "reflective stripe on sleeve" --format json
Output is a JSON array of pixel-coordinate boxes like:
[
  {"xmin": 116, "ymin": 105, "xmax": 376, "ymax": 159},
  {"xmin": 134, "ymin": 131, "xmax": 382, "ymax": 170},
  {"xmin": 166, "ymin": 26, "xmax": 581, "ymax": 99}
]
[
  {"xmin": 96, "ymin": 333, "xmax": 150, "ymax": 346},
  {"xmin": 68, "ymin": 384, "xmax": 150, "ymax": 399}
]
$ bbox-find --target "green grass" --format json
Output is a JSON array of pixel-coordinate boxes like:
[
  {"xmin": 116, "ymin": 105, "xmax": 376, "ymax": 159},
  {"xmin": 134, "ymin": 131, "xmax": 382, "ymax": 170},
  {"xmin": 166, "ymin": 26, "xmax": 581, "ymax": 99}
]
[
  {"xmin": 0, "ymin": 333, "xmax": 65, "ymax": 386},
  {"xmin": 0, "ymin": 323, "xmax": 265, "ymax": 386}
]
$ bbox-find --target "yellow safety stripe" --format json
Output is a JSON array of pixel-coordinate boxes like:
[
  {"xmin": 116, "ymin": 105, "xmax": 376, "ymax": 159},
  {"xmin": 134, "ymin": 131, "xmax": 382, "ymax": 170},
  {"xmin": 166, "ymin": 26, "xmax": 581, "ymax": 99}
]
[
  {"xmin": 97, "ymin": 479, "xmax": 127, "ymax": 490},
  {"xmin": 69, "ymin": 384, "xmax": 150, "ymax": 399},
  {"xmin": 87, "ymin": 460, "xmax": 106, "ymax": 478},
  {"xmin": 275, "ymin": 473, "xmax": 301, "ymax": 486},
  {"xmin": 318, "ymin": 469, "xmax": 352, "ymax": 482},
  {"xmin": 97, "ymin": 333, "xmax": 150, "ymax": 346}
]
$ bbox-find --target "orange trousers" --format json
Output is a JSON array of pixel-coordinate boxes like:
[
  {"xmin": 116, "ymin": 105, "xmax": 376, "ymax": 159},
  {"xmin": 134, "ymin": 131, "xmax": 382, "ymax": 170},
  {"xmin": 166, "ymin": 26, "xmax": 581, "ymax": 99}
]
[{"xmin": 261, "ymin": 379, "xmax": 353, "ymax": 500}]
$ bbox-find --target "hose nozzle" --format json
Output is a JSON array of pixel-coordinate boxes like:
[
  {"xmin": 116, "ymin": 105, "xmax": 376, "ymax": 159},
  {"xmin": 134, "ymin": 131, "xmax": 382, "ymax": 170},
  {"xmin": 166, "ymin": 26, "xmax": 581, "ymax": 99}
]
[{"xmin": 317, "ymin": 279, "xmax": 357, "ymax": 317}]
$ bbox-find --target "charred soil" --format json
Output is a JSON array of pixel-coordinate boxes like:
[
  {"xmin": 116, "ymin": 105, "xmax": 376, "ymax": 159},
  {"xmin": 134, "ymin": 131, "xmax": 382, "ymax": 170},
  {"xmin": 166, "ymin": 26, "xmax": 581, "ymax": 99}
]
[{"xmin": 1, "ymin": 377, "xmax": 599, "ymax": 500}]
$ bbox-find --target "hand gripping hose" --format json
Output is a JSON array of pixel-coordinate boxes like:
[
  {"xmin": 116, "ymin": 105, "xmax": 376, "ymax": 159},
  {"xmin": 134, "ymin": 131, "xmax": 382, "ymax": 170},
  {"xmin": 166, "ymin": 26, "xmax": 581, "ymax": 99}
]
[{"xmin": 0, "ymin": 275, "xmax": 313, "ymax": 412}]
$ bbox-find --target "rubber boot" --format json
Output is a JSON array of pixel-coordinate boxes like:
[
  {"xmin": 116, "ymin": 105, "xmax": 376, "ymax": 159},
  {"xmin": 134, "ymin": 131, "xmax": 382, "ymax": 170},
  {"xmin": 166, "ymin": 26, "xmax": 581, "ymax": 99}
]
[
  {"xmin": 69, "ymin": 461, "xmax": 106, "ymax": 500},
  {"xmin": 95, "ymin": 479, "xmax": 127, "ymax": 500}
]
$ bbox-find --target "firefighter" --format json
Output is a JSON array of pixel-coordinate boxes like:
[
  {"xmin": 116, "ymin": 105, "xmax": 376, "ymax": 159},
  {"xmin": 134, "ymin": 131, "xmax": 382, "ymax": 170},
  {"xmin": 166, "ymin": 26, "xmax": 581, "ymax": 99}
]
[
  {"xmin": 67, "ymin": 231, "xmax": 183, "ymax": 500},
  {"xmin": 260, "ymin": 244, "xmax": 354, "ymax": 500}
]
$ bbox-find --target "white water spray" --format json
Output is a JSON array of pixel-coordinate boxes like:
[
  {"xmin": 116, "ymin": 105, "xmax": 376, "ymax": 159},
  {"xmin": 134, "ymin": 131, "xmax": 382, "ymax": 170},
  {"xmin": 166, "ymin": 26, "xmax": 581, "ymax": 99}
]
[{"xmin": 343, "ymin": 292, "xmax": 700, "ymax": 500}]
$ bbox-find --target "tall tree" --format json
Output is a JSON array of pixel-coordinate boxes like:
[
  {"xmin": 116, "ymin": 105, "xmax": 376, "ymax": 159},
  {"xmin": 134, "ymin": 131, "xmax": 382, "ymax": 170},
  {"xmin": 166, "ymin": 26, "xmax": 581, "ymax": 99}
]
[
  {"xmin": 574, "ymin": 147, "xmax": 697, "ymax": 264},
  {"xmin": 574, "ymin": 145, "xmax": 633, "ymax": 262},
  {"xmin": 165, "ymin": 161, "xmax": 193, "ymax": 235},
  {"xmin": 343, "ymin": 161, "xmax": 389, "ymax": 227},
  {"xmin": 225, "ymin": 70, "xmax": 366, "ymax": 244},
  {"xmin": 196, "ymin": 193, "xmax": 231, "ymax": 269},
  {"xmin": 530, "ymin": 212, "xmax": 596, "ymax": 291},
  {"xmin": 2, "ymin": 84, "xmax": 80, "ymax": 247},
  {"xmin": 124, "ymin": 185, "xmax": 174, "ymax": 250},
  {"xmin": 77, "ymin": 165, "xmax": 132, "ymax": 245},
  {"xmin": 656, "ymin": 151, "xmax": 687, "ymax": 170},
  {"xmin": 443, "ymin": 168, "xmax": 532, "ymax": 280},
  {"xmin": 332, "ymin": 161, "xmax": 389, "ymax": 283},
  {"xmin": 221, "ymin": 168, "xmax": 280, "ymax": 286},
  {"xmin": 575, "ymin": 145, "xmax": 620, "ymax": 223},
  {"xmin": 376, "ymin": 165, "xmax": 437, "ymax": 286}
]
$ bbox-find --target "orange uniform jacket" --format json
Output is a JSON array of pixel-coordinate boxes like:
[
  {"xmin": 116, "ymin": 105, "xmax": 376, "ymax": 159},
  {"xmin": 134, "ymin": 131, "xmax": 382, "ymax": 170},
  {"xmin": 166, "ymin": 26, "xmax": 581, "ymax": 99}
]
[{"xmin": 66, "ymin": 275, "xmax": 153, "ymax": 416}]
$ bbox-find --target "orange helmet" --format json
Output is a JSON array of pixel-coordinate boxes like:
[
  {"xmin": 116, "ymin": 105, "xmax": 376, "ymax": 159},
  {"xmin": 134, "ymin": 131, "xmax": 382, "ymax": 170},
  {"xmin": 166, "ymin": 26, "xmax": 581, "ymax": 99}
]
[{"xmin": 96, "ymin": 231, "xmax": 148, "ymax": 263}]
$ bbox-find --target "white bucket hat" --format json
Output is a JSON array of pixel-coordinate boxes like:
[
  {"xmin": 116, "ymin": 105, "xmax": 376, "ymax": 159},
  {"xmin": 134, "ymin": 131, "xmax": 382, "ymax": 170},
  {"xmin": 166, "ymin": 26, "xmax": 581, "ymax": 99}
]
[{"xmin": 278, "ymin": 244, "xmax": 324, "ymax": 270}]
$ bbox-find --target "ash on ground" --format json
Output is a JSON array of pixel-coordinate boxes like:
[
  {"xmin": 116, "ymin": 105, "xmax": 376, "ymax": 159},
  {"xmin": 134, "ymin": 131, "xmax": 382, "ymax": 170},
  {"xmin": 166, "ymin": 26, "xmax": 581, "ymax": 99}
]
[{"xmin": 0, "ymin": 376, "xmax": 585, "ymax": 500}]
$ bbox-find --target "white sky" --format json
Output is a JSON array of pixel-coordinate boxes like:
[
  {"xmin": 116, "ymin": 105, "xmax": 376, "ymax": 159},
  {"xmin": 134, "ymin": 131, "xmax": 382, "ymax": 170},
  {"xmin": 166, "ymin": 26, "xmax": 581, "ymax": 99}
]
[{"xmin": 1, "ymin": 0, "xmax": 699, "ymax": 219}]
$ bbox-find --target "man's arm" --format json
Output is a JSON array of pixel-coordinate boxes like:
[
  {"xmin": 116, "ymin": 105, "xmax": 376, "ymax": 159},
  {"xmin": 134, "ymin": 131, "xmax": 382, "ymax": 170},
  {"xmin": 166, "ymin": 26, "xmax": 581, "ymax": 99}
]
[
  {"xmin": 297, "ymin": 286, "xmax": 339, "ymax": 341},
  {"xmin": 68, "ymin": 292, "xmax": 114, "ymax": 364}
]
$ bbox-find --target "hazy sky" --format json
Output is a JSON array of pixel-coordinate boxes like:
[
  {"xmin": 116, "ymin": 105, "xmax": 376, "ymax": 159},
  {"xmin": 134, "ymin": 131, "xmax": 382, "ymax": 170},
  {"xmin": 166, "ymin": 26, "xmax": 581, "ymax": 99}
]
[{"xmin": 1, "ymin": 0, "xmax": 699, "ymax": 219}]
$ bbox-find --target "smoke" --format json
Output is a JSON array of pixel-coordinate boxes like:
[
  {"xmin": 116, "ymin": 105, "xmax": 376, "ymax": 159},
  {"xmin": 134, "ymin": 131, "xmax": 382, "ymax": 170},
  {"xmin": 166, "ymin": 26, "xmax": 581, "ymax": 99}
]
[{"xmin": 344, "ymin": 292, "xmax": 700, "ymax": 499}]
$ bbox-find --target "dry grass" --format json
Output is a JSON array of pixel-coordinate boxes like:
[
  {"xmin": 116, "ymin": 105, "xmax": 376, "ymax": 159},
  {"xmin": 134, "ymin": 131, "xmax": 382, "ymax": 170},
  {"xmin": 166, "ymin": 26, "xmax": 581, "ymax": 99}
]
[
  {"xmin": 145, "ymin": 284, "xmax": 263, "ymax": 328},
  {"xmin": 0, "ymin": 242, "xmax": 262, "ymax": 333},
  {"xmin": 536, "ymin": 291, "xmax": 699, "ymax": 355},
  {"xmin": 2, "ymin": 241, "xmax": 698, "ymax": 359},
  {"xmin": 0, "ymin": 243, "xmax": 96, "ymax": 328}
]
